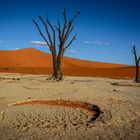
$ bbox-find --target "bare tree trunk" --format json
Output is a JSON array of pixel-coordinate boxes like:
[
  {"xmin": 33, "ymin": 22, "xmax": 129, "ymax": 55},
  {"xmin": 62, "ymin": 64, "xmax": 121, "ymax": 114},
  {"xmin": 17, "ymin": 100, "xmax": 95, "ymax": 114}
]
[
  {"xmin": 52, "ymin": 52, "xmax": 57, "ymax": 79},
  {"xmin": 135, "ymin": 62, "xmax": 139, "ymax": 83},
  {"xmin": 56, "ymin": 49, "xmax": 64, "ymax": 80},
  {"xmin": 131, "ymin": 46, "xmax": 140, "ymax": 83}
]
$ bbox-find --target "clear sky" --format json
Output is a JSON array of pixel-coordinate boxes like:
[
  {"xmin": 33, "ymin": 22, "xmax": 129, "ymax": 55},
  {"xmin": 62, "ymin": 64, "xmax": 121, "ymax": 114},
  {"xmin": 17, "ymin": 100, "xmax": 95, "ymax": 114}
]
[{"xmin": 0, "ymin": 0, "xmax": 140, "ymax": 65}]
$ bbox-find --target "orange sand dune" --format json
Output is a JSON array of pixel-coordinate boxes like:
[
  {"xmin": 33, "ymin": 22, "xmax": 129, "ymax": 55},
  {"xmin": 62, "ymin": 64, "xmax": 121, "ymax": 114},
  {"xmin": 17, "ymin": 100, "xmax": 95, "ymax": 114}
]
[{"xmin": 0, "ymin": 48, "xmax": 138, "ymax": 79}]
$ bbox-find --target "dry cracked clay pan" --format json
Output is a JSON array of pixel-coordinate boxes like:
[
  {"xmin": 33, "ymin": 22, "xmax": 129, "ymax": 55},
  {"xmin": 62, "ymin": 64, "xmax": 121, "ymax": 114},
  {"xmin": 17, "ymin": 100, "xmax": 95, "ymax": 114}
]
[{"xmin": 9, "ymin": 99, "xmax": 101, "ymax": 122}]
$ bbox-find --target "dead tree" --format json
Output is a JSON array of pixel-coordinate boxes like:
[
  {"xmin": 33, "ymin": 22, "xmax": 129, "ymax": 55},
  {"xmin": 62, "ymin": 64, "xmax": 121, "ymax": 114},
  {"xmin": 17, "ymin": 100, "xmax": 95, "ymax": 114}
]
[
  {"xmin": 131, "ymin": 46, "xmax": 140, "ymax": 83},
  {"xmin": 32, "ymin": 10, "xmax": 80, "ymax": 80}
]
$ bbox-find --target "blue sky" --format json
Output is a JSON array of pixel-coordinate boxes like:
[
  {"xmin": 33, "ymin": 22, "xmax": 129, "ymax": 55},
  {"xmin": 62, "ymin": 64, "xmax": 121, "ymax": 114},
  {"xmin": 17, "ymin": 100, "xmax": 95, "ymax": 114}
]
[{"xmin": 0, "ymin": 0, "xmax": 140, "ymax": 65}]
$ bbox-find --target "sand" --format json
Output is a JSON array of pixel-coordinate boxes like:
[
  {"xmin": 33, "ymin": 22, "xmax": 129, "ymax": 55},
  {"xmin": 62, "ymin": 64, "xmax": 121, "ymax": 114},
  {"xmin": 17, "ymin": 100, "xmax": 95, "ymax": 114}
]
[
  {"xmin": 0, "ymin": 73, "xmax": 140, "ymax": 140},
  {"xmin": 0, "ymin": 48, "xmax": 138, "ymax": 79}
]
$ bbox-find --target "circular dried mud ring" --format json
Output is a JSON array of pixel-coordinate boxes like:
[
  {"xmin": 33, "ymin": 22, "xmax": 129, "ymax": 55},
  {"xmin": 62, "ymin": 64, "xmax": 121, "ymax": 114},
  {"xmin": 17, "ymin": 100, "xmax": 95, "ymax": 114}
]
[{"xmin": 9, "ymin": 99, "xmax": 101, "ymax": 122}]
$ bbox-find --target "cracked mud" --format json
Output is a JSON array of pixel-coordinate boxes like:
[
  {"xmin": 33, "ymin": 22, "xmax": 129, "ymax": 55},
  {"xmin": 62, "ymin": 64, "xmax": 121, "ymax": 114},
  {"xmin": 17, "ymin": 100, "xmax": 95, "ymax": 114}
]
[
  {"xmin": 0, "ymin": 106, "xmax": 98, "ymax": 140},
  {"xmin": 0, "ymin": 73, "xmax": 140, "ymax": 140}
]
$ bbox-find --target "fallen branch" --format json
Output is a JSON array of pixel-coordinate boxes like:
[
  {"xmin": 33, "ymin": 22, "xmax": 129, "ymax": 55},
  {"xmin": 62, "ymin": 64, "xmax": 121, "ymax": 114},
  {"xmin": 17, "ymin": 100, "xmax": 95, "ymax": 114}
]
[
  {"xmin": 111, "ymin": 82, "xmax": 140, "ymax": 87},
  {"xmin": 0, "ymin": 111, "xmax": 4, "ymax": 122}
]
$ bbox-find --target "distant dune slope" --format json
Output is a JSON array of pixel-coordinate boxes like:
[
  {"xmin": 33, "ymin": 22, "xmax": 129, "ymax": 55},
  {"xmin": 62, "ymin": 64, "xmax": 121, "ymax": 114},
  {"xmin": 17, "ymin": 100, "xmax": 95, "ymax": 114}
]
[
  {"xmin": 0, "ymin": 48, "xmax": 138, "ymax": 78},
  {"xmin": 0, "ymin": 48, "xmax": 126, "ymax": 68},
  {"xmin": 0, "ymin": 48, "xmax": 52, "ymax": 67}
]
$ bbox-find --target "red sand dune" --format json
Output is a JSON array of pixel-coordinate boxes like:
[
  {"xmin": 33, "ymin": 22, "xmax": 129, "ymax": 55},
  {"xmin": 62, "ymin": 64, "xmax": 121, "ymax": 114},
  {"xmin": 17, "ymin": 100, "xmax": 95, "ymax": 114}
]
[{"xmin": 0, "ymin": 48, "xmax": 138, "ymax": 79}]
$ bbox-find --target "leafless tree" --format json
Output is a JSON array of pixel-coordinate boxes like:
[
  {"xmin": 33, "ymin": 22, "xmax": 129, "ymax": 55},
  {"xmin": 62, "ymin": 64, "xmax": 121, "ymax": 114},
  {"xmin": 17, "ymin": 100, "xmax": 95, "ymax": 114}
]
[
  {"xmin": 32, "ymin": 10, "xmax": 80, "ymax": 81},
  {"xmin": 131, "ymin": 45, "xmax": 140, "ymax": 83}
]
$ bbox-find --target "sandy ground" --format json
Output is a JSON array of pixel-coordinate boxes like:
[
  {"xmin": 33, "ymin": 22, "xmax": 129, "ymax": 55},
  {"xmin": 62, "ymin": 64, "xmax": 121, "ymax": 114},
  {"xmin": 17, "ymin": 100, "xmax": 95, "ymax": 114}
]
[{"xmin": 0, "ymin": 73, "xmax": 140, "ymax": 140}]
